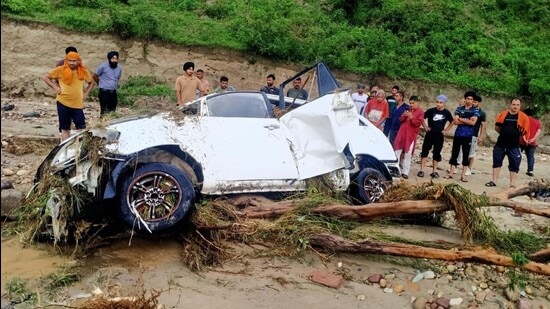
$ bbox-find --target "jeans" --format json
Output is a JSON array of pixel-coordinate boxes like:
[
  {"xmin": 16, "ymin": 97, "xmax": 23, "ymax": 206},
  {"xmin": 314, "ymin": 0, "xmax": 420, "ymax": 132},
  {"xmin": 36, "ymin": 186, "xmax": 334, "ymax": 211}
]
[{"xmin": 521, "ymin": 145, "xmax": 536, "ymax": 172}]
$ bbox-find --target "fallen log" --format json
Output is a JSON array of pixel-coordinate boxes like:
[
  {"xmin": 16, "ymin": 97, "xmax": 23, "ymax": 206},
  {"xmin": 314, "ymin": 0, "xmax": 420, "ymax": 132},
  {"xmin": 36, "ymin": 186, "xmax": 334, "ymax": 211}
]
[
  {"xmin": 240, "ymin": 198, "xmax": 549, "ymax": 220},
  {"xmin": 309, "ymin": 233, "xmax": 550, "ymax": 276},
  {"xmin": 530, "ymin": 248, "xmax": 550, "ymax": 263}
]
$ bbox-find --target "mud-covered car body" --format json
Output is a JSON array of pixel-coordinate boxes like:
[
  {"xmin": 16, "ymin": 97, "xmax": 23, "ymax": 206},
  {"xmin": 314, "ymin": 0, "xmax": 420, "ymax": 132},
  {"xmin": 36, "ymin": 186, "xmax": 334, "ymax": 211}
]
[{"xmin": 35, "ymin": 62, "xmax": 400, "ymax": 235}]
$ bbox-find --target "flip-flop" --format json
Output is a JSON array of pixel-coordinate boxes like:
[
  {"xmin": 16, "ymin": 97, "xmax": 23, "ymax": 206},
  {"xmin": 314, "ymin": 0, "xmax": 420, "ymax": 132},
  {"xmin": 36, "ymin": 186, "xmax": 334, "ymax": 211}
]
[
  {"xmin": 485, "ymin": 181, "xmax": 497, "ymax": 187},
  {"xmin": 444, "ymin": 174, "xmax": 453, "ymax": 179},
  {"xmin": 417, "ymin": 171, "xmax": 425, "ymax": 177},
  {"xmin": 460, "ymin": 177, "xmax": 468, "ymax": 183}
]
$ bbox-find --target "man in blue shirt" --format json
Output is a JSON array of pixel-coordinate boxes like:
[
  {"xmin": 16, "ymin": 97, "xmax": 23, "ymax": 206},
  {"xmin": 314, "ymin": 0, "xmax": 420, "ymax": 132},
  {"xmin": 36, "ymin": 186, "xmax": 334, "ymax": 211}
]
[
  {"xmin": 388, "ymin": 90, "xmax": 409, "ymax": 145},
  {"xmin": 93, "ymin": 51, "xmax": 122, "ymax": 117},
  {"xmin": 445, "ymin": 91, "xmax": 479, "ymax": 182},
  {"xmin": 260, "ymin": 74, "xmax": 279, "ymax": 95}
]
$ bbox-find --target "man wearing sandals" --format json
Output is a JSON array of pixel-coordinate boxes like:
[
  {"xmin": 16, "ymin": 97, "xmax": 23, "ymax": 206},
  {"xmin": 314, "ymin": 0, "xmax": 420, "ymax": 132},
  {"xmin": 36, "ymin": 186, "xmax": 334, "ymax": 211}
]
[
  {"xmin": 418, "ymin": 94, "xmax": 454, "ymax": 179},
  {"xmin": 485, "ymin": 98, "xmax": 530, "ymax": 188},
  {"xmin": 446, "ymin": 91, "xmax": 479, "ymax": 182}
]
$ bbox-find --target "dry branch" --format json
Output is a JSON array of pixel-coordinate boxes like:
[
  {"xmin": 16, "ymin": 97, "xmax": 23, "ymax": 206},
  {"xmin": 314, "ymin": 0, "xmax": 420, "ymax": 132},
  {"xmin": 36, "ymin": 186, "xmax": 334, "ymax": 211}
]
[{"xmin": 309, "ymin": 234, "xmax": 550, "ymax": 276}]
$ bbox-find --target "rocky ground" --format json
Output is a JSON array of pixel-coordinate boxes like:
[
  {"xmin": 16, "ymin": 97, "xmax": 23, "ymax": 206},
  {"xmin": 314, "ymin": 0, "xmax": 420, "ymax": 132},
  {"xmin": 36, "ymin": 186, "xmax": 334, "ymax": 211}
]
[{"xmin": 1, "ymin": 97, "xmax": 550, "ymax": 309}]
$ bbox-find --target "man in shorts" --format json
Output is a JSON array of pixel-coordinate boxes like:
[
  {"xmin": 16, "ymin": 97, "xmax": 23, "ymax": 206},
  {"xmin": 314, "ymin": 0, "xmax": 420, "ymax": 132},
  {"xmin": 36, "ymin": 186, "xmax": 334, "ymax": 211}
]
[
  {"xmin": 418, "ymin": 94, "xmax": 454, "ymax": 178},
  {"xmin": 43, "ymin": 51, "xmax": 95, "ymax": 142},
  {"xmin": 485, "ymin": 98, "xmax": 530, "ymax": 188}
]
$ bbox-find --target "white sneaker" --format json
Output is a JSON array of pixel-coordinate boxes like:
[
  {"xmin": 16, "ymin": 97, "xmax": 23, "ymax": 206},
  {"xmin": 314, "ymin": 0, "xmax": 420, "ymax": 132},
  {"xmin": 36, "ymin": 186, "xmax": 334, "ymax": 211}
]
[{"xmin": 465, "ymin": 168, "xmax": 472, "ymax": 176}]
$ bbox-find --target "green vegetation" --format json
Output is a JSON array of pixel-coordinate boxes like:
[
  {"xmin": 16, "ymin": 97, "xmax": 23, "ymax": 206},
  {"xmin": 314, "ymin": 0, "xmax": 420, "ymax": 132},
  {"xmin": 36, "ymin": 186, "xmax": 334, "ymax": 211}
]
[
  {"xmin": 4, "ymin": 277, "xmax": 37, "ymax": 304},
  {"xmin": 115, "ymin": 76, "xmax": 175, "ymax": 106},
  {"xmin": 2, "ymin": 0, "xmax": 549, "ymax": 114}
]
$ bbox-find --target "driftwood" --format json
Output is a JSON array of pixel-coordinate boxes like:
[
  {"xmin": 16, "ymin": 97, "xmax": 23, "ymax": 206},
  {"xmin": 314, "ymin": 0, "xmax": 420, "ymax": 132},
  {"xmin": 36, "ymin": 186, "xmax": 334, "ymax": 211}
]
[
  {"xmin": 236, "ymin": 181, "xmax": 550, "ymax": 220},
  {"xmin": 225, "ymin": 181, "xmax": 550, "ymax": 275},
  {"xmin": 309, "ymin": 234, "xmax": 550, "ymax": 276},
  {"xmin": 530, "ymin": 248, "xmax": 550, "ymax": 263}
]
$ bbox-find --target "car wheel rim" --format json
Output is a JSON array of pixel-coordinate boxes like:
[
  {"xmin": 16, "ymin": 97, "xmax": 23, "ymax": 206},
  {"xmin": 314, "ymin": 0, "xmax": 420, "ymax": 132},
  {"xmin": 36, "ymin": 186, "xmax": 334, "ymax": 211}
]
[
  {"xmin": 363, "ymin": 175, "xmax": 385, "ymax": 202},
  {"xmin": 126, "ymin": 171, "xmax": 182, "ymax": 222}
]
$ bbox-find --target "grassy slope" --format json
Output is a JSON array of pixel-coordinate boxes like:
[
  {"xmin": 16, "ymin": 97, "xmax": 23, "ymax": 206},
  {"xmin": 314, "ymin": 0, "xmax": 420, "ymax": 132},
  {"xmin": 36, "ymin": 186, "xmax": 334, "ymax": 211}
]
[{"xmin": 2, "ymin": 0, "xmax": 549, "ymax": 113}]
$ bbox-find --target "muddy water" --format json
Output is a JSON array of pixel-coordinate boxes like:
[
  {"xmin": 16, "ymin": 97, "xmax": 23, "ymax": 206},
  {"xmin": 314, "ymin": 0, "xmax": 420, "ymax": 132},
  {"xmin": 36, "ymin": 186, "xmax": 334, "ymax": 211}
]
[
  {"xmin": 1, "ymin": 237, "xmax": 70, "ymax": 293},
  {"xmin": 84, "ymin": 237, "xmax": 184, "ymax": 269},
  {"xmin": 1, "ymin": 235, "xmax": 183, "ymax": 294}
]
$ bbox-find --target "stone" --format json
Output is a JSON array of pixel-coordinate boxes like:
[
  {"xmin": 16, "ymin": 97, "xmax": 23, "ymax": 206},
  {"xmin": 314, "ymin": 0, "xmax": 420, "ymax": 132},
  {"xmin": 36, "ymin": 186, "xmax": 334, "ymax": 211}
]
[
  {"xmin": 435, "ymin": 297, "xmax": 450, "ymax": 309},
  {"xmin": 412, "ymin": 272, "xmax": 424, "ymax": 282},
  {"xmin": 449, "ymin": 298, "xmax": 463, "ymax": 306},
  {"xmin": 356, "ymin": 294, "xmax": 366, "ymax": 301},
  {"xmin": 383, "ymin": 287, "xmax": 393, "ymax": 293},
  {"xmin": 379, "ymin": 278, "xmax": 387, "ymax": 288},
  {"xmin": 22, "ymin": 111, "xmax": 40, "ymax": 118},
  {"xmin": 2, "ymin": 103, "xmax": 15, "ymax": 111},
  {"xmin": 515, "ymin": 299, "xmax": 531, "ymax": 309},
  {"xmin": 367, "ymin": 274, "xmax": 382, "ymax": 283},
  {"xmin": 523, "ymin": 286, "xmax": 532, "ymax": 295},
  {"xmin": 496, "ymin": 266, "xmax": 506, "ymax": 273},
  {"xmin": 310, "ymin": 270, "xmax": 344, "ymax": 289},
  {"xmin": 412, "ymin": 297, "xmax": 427, "ymax": 309},
  {"xmin": 475, "ymin": 291, "xmax": 487, "ymax": 303},
  {"xmin": 1, "ymin": 189, "xmax": 23, "ymax": 217},
  {"xmin": 15, "ymin": 169, "xmax": 28, "ymax": 176},
  {"xmin": 384, "ymin": 273, "xmax": 396, "ymax": 280},
  {"xmin": 1, "ymin": 180, "xmax": 14, "ymax": 190},
  {"xmin": 406, "ymin": 282, "xmax": 420, "ymax": 293},
  {"xmin": 393, "ymin": 284, "xmax": 404, "ymax": 293},
  {"xmin": 479, "ymin": 282, "xmax": 488, "ymax": 289},
  {"xmin": 505, "ymin": 287, "xmax": 520, "ymax": 302},
  {"xmin": 446, "ymin": 265, "xmax": 457, "ymax": 273},
  {"xmin": 423, "ymin": 270, "xmax": 436, "ymax": 279},
  {"xmin": 2, "ymin": 168, "xmax": 15, "ymax": 176}
]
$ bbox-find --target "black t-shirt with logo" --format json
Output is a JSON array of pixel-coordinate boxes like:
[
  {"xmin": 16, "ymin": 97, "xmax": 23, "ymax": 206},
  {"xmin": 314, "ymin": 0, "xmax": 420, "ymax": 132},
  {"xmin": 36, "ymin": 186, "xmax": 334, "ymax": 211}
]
[
  {"xmin": 496, "ymin": 112, "xmax": 520, "ymax": 148},
  {"xmin": 424, "ymin": 107, "xmax": 453, "ymax": 133},
  {"xmin": 473, "ymin": 109, "xmax": 486, "ymax": 137}
]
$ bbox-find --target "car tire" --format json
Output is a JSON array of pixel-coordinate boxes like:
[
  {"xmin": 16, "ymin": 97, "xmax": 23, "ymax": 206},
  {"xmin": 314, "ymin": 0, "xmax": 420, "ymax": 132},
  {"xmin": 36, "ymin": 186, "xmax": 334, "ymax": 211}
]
[
  {"xmin": 353, "ymin": 167, "xmax": 388, "ymax": 204},
  {"xmin": 118, "ymin": 163, "xmax": 195, "ymax": 235}
]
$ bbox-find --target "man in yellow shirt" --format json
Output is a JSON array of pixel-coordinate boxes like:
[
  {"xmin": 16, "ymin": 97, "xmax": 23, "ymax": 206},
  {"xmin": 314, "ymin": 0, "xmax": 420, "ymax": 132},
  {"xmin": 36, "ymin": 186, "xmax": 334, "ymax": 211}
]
[{"xmin": 42, "ymin": 51, "xmax": 95, "ymax": 141}]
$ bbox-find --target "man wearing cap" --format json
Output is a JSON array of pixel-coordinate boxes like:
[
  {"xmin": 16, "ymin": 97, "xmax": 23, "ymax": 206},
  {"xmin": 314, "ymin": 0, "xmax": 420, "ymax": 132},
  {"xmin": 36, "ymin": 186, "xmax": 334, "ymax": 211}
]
[
  {"xmin": 465, "ymin": 95, "xmax": 486, "ymax": 176},
  {"xmin": 418, "ymin": 94, "xmax": 454, "ymax": 178},
  {"xmin": 43, "ymin": 51, "xmax": 95, "ymax": 142},
  {"xmin": 351, "ymin": 84, "xmax": 368, "ymax": 114},
  {"xmin": 175, "ymin": 62, "xmax": 205, "ymax": 106},
  {"xmin": 93, "ymin": 51, "xmax": 122, "ymax": 117}
]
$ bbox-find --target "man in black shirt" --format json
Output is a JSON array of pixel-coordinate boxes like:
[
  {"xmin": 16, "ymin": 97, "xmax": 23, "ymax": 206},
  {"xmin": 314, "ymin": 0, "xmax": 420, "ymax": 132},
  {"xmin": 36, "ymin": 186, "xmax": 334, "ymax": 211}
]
[
  {"xmin": 418, "ymin": 94, "xmax": 454, "ymax": 178},
  {"xmin": 485, "ymin": 98, "xmax": 530, "ymax": 188}
]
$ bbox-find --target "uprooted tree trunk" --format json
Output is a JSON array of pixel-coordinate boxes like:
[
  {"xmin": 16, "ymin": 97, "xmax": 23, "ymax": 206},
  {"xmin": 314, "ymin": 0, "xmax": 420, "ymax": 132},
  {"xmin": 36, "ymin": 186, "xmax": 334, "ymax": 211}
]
[
  {"xmin": 220, "ymin": 180, "xmax": 550, "ymax": 275},
  {"xmin": 308, "ymin": 234, "xmax": 550, "ymax": 276},
  {"xmin": 237, "ymin": 180, "xmax": 550, "ymax": 220}
]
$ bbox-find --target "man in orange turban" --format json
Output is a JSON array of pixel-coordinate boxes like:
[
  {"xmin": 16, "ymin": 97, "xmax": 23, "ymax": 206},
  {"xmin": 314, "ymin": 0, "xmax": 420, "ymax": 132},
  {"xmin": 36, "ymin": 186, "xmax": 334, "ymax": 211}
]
[{"xmin": 43, "ymin": 51, "xmax": 95, "ymax": 141}]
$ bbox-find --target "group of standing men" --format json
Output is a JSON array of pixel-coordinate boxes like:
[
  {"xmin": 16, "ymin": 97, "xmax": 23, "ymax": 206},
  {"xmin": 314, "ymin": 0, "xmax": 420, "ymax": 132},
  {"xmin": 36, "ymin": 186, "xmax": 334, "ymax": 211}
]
[
  {"xmin": 351, "ymin": 85, "xmax": 542, "ymax": 187},
  {"xmin": 42, "ymin": 46, "xmax": 122, "ymax": 141}
]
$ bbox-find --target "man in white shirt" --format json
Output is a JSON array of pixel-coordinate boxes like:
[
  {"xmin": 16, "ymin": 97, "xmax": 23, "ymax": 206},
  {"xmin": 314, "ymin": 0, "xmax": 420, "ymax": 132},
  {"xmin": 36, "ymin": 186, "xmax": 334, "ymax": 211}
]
[{"xmin": 351, "ymin": 84, "xmax": 368, "ymax": 114}]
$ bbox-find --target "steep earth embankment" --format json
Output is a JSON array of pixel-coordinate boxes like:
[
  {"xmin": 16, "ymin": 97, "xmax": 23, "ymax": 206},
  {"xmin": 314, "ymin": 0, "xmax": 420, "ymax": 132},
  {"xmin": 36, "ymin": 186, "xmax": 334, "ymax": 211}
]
[{"xmin": 1, "ymin": 19, "xmax": 547, "ymax": 146}]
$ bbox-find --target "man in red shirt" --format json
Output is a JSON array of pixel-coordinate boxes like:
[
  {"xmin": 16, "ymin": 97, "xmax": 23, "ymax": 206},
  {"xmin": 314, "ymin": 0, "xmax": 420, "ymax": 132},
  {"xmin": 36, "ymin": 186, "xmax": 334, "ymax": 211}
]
[
  {"xmin": 520, "ymin": 108, "xmax": 542, "ymax": 177},
  {"xmin": 364, "ymin": 89, "xmax": 389, "ymax": 131}
]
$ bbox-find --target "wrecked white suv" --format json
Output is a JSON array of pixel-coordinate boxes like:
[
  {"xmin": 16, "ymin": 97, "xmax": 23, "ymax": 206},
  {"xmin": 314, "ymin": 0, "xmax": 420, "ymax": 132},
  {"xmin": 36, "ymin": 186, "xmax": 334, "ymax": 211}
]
[{"xmin": 35, "ymin": 62, "xmax": 400, "ymax": 235}]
